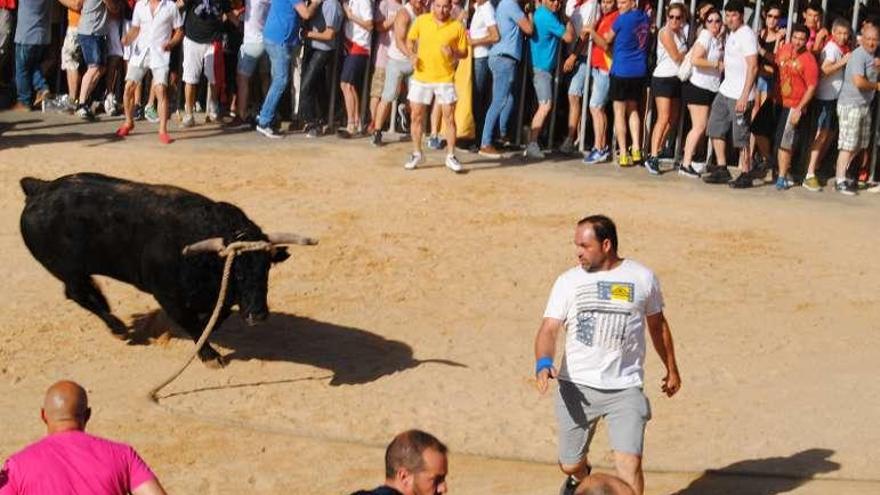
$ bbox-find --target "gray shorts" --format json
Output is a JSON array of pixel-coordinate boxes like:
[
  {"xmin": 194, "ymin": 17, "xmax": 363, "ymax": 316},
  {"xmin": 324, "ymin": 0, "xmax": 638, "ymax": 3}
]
[
  {"xmin": 382, "ymin": 58, "xmax": 413, "ymax": 103},
  {"xmin": 706, "ymin": 93, "xmax": 753, "ymax": 149},
  {"xmin": 555, "ymin": 380, "xmax": 651, "ymax": 463},
  {"xmin": 533, "ymin": 69, "xmax": 552, "ymax": 104}
]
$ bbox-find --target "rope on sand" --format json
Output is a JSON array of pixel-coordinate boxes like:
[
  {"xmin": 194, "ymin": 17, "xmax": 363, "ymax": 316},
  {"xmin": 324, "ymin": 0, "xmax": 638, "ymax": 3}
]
[{"xmin": 147, "ymin": 240, "xmax": 273, "ymax": 401}]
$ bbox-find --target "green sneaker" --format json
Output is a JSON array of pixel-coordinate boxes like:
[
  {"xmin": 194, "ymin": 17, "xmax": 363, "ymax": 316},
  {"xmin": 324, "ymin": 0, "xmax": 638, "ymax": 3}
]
[
  {"xmin": 144, "ymin": 105, "xmax": 159, "ymax": 123},
  {"xmin": 802, "ymin": 176, "xmax": 822, "ymax": 192}
]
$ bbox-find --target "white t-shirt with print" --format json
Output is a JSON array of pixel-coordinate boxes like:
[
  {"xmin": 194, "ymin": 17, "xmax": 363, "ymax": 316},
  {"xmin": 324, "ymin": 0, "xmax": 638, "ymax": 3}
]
[
  {"xmin": 243, "ymin": 0, "xmax": 272, "ymax": 44},
  {"xmin": 543, "ymin": 259, "xmax": 663, "ymax": 390},
  {"xmin": 470, "ymin": 1, "xmax": 497, "ymax": 59},
  {"xmin": 816, "ymin": 41, "xmax": 845, "ymax": 101},
  {"xmin": 719, "ymin": 24, "xmax": 758, "ymax": 100},
  {"xmin": 345, "ymin": 0, "xmax": 374, "ymax": 50}
]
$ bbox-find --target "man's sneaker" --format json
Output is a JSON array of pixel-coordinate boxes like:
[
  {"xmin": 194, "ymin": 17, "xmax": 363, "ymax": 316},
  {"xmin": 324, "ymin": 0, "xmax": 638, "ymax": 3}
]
[
  {"xmin": 645, "ymin": 156, "xmax": 662, "ymax": 175},
  {"xmin": 678, "ymin": 164, "xmax": 701, "ymax": 178},
  {"xmin": 702, "ymin": 166, "xmax": 732, "ymax": 184},
  {"xmin": 478, "ymin": 145, "xmax": 503, "ymax": 159},
  {"xmin": 802, "ymin": 176, "xmax": 822, "ymax": 192},
  {"xmin": 144, "ymin": 105, "xmax": 159, "ymax": 123},
  {"xmin": 775, "ymin": 175, "xmax": 794, "ymax": 190},
  {"xmin": 403, "ymin": 152, "xmax": 425, "ymax": 170},
  {"xmin": 180, "ymin": 113, "xmax": 195, "ymax": 128},
  {"xmin": 445, "ymin": 154, "xmax": 464, "ymax": 173},
  {"xmin": 256, "ymin": 124, "xmax": 282, "ymax": 138},
  {"xmin": 306, "ymin": 125, "xmax": 321, "ymax": 138},
  {"xmin": 584, "ymin": 147, "xmax": 610, "ymax": 164},
  {"xmin": 524, "ymin": 142, "xmax": 545, "ymax": 159},
  {"xmin": 692, "ymin": 161, "xmax": 707, "ymax": 174},
  {"xmin": 835, "ymin": 179, "xmax": 857, "ymax": 196},
  {"xmin": 618, "ymin": 152, "xmax": 634, "ymax": 167},
  {"xmin": 559, "ymin": 136, "xmax": 576, "ymax": 155},
  {"xmin": 558, "ymin": 475, "xmax": 579, "ymax": 495},
  {"xmin": 75, "ymin": 105, "xmax": 95, "ymax": 121},
  {"xmin": 427, "ymin": 135, "xmax": 443, "ymax": 150},
  {"xmin": 371, "ymin": 130, "xmax": 383, "ymax": 147},
  {"xmin": 630, "ymin": 148, "xmax": 644, "ymax": 165},
  {"xmin": 729, "ymin": 172, "xmax": 754, "ymax": 189}
]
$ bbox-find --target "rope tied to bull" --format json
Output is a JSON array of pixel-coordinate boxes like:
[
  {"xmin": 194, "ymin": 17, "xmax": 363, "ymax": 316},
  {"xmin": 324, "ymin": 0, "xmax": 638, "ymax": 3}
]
[{"xmin": 147, "ymin": 240, "xmax": 273, "ymax": 401}]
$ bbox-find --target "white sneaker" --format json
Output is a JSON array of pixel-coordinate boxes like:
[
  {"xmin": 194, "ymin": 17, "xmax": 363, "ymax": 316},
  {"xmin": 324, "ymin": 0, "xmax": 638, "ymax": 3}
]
[
  {"xmin": 523, "ymin": 142, "xmax": 545, "ymax": 159},
  {"xmin": 445, "ymin": 154, "xmax": 464, "ymax": 173},
  {"xmin": 256, "ymin": 124, "xmax": 282, "ymax": 138},
  {"xmin": 867, "ymin": 183, "xmax": 880, "ymax": 194},
  {"xmin": 180, "ymin": 113, "xmax": 195, "ymax": 128},
  {"xmin": 692, "ymin": 161, "xmax": 707, "ymax": 174},
  {"xmin": 403, "ymin": 152, "xmax": 425, "ymax": 170}
]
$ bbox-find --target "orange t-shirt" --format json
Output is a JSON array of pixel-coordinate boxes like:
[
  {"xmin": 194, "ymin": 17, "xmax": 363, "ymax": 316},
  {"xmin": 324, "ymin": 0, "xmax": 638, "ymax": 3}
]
[
  {"xmin": 68, "ymin": 9, "xmax": 80, "ymax": 28},
  {"xmin": 775, "ymin": 43, "xmax": 819, "ymax": 109},
  {"xmin": 590, "ymin": 10, "xmax": 618, "ymax": 71}
]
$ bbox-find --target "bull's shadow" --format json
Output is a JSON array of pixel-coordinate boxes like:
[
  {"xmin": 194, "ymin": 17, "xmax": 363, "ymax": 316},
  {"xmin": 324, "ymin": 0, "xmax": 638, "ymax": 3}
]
[
  {"xmin": 672, "ymin": 448, "xmax": 840, "ymax": 495},
  {"xmin": 130, "ymin": 310, "xmax": 466, "ymax": 386}
]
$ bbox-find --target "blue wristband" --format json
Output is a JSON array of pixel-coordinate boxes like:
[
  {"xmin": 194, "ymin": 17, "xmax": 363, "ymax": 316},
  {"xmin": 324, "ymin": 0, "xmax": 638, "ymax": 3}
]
[{"xmin": 535, "ymin": 356, "xmax": 554, "ymax": 375}]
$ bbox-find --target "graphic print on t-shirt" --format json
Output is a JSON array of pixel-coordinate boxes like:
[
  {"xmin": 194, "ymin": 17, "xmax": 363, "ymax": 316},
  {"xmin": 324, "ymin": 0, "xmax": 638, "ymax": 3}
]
[{"xmin": 573, "ymin": 281, "xmax": 633, "ymax": 351}]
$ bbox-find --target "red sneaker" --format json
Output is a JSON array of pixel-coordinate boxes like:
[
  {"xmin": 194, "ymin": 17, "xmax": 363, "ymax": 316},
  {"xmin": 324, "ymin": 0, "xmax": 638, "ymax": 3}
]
[
  {"xmin": 115, "ymin": 124, "xmax": 133, "ymax": 137},
  {"xmin": 158, "ymin": 133, "xmax": 173, "ymax": 144}
]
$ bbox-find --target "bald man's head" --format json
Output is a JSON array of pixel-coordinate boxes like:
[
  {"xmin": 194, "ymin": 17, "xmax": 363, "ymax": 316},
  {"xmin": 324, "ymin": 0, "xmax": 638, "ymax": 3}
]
[
  {"xmin": 576, "ymin": 473, "xmax": 636, "ymax": 495},
  {"xmin": 41, "ymin": 380, "xmax": 90, "ymax": 432}
]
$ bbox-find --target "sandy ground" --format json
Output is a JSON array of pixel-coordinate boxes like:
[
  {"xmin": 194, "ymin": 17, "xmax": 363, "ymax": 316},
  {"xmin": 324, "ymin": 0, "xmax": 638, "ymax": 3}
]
[{"xmin": 0, "ymin": 110, "xmax": 879, "ymax": 495}]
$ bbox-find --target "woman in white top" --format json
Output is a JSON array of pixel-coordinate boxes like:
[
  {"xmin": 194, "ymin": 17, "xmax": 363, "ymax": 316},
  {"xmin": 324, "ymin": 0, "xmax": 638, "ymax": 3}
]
[
  {"xmin": 646, "ymin": 3, "xmax": 688, "ymax": 174},
  {"xmin": 679, "ymin": 8, "xmax": 724, "ymax": 178}
]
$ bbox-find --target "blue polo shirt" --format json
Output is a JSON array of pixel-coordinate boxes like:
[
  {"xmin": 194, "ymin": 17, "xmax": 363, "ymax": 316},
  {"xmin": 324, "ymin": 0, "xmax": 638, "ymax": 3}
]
[
  {"xmin": 529, "ymin": 6, "xmax": 566, "ymax": 72},
  {"xmin": 610, "ymin": 9, "xmax": 650, "ymax": 78},
  {"xmin": 263, "ymin": 0, "xmax": 304, "ymax": 46},
  {"xmin": 489, "ymin": 0, "xmax": 526, "ymax": 61}
]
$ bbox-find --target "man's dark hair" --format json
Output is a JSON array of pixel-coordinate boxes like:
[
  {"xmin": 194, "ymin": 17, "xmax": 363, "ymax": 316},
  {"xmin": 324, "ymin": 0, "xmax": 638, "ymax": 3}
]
[
  {"xmin": 804, "ymin": 1, "xmax": 823, "ymax": 15},
  {"xmin": 577, "ymin": 215, "xmax": 619, "ymax": 252},
  {"xmin": 791, "ymin": 23, "xmax": 811, "ymax": 38},
  {"xmin": 384, "ymin": 430, "xmax": 448, "ymax": 479},
  {"xmin": 724, "ymin": 0, "xmax": 745, "ymax": 15}
]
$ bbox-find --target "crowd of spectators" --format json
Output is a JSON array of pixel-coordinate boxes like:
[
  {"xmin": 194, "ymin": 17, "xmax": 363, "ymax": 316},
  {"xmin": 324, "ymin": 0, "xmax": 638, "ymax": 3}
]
[{"xmin": 1, "ymin": 0, "xmax": 879, "ymax": 193}]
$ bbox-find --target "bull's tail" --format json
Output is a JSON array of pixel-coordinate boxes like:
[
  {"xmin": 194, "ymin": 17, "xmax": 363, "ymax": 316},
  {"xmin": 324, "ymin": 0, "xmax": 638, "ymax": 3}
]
[{"xmin": 20, "ymin": 177, "xmax": 50, "ymax": 197}]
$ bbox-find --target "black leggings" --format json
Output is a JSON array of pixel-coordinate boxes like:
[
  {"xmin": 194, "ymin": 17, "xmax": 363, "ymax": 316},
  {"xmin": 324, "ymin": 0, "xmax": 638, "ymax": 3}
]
[{"xmin": 297, "ymin": 48, "xmax": 335, "ymax": 124}]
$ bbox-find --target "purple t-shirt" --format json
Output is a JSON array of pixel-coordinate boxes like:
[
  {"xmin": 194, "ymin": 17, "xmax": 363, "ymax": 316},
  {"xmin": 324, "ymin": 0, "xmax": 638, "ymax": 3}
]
[{"xmin": 0, "ymin": 431, "xmax": 156, "ymax": 495}]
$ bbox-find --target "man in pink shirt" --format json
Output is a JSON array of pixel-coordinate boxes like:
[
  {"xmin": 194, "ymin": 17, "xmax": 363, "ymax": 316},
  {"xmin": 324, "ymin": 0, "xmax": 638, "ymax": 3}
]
[{"xmin": 0, "ymin": 380, "xmax": 167, "ymax": 495}]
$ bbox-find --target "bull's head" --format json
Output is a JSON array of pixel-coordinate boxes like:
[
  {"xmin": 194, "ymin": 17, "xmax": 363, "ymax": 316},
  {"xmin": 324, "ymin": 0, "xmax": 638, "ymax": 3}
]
[{"xmin": 181, "ymin": 232, "xmax": 318, "ymax": 326}]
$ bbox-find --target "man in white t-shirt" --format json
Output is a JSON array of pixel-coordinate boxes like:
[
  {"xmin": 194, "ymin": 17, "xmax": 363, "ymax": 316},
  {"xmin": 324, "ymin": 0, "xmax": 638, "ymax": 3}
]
[
  {"xmin": 534, "ymin": 215, "xmax": 681, "ymax": 495},
  {"xmin": 704, "ymin": 0, "xmax": 758, "ymax": 188},
  {"xmin": 116, "ymin": 0, "xmax": 184, "ymax": 144}
]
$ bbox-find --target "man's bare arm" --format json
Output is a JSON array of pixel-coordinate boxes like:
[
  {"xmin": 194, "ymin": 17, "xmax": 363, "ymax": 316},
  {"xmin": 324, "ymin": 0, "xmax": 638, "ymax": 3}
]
[{"xmin": 646, "ymin": 312, "xmax": 681, "ymax": 397}]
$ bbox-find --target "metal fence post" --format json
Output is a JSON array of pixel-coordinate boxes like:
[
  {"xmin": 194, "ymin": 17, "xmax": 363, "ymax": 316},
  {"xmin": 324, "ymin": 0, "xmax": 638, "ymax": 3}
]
[{"xmin": 577, "ymin": 0, "xmax": 600, "ymax": 154}]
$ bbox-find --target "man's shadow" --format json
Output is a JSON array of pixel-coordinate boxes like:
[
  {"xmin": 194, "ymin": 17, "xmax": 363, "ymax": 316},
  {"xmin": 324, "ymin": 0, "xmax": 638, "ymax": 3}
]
[
  {"xmin": 129, "ymin": 310, "xmax": 466, "ymax": 386},
  {"xmin": 673, "ymin": 448, "xmax": 841, "ymax": 495}
]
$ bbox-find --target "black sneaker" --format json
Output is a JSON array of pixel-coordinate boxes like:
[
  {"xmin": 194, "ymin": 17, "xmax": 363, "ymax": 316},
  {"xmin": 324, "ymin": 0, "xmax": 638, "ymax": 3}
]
[
  {"xmin": 645, "ymin": 156, "xmax": 662, "ymax": 175},
  {"xmin": 306, "ymin": 125, "xmax": 320, "ymax": 138},
  {"xmin": 371, "ymin": 130, "xmax": 382, "ymax": 147},
  {"xmin": 702, "ymin": 166, "xmax": 732, "ymax": 184},
  {"xmin": 678, "ymin": 164, "xmax": 701, "ymax": 179},
  {"xmin": 729, "ymin": 172, "xmax": 754, "ymax": 189},
  {"xmin": 836, "ymin": 179, "xmax": 857, "ymax": 196},
  {"xmin": 559, "ymin": 476, "xmax": 579, "ymax": 495}
]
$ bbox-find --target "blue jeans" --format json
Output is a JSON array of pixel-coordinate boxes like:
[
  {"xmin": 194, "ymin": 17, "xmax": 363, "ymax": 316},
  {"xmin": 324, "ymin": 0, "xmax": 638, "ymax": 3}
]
[
  {"xmin": 257, "ymin": 42, "xmax": 293, "ymax": 128},
  {"xmin": 481, "ymin": 55, "xmax": 517, "ymax": 147},
  {"xmin": 15, "ymin": 43, "xmax": 48, "ymax": 106},
  {"xmin": 473, "ymin": 56, "xmax": 491, "ymax": 140}
]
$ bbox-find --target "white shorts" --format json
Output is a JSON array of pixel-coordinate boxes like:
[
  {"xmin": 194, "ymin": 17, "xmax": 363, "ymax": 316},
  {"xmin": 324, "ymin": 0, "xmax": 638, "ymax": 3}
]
[
  {"xmin": 125, "ymin": 57, "xmax": 169, "ymax": 86},
  {"xmin": 106, "ymin": 16, "xmax": 124, "ymax": 58},
  {"xmin": 407, "ymin": 79, "xmax": 457, "ymax": 105},
  {"xmin": 182, "ymin": 37, "xmax": 216, "ymax": 85}
]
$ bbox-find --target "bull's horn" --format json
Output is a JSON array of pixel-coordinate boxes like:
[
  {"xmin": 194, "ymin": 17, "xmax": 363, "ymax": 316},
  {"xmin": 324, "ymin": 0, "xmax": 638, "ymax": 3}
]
[
  {"xmin": 266, "ymin": 232, "xmax": 319, "ymax": 246},
  {"xmin": 181, "ymin": 237, "xmax": 225, "ymax": 256}
]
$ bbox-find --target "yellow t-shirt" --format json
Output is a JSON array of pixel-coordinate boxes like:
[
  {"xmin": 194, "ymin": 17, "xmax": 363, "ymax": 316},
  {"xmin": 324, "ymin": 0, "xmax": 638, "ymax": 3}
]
[{"xmin": 406, "ymin": 14, "xmax": 467, "ymax": 84}]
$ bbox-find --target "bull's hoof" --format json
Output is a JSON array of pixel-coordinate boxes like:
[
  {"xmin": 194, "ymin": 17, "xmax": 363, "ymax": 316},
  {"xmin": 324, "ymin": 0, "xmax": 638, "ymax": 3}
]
[{"xmin": 203, "ymin": 355, "xmax": 228, "ymax": 369}]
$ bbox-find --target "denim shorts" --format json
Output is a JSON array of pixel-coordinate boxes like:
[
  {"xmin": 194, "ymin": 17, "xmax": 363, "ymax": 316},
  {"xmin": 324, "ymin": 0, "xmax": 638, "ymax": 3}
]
[
  {"xmin": 533, "ymin": 69, "xmax": 552, "ymax": 104},
  {"xmin": 589, "ymin": 68, "xmax": 610, "ymax": 108},
  {"xmin": 237, "ymin": 42, "xmax": 265, "ymax": 77},
  {"xmin": 568, "ymin": 59, "xmax": 588, "ymax": 96},
  {"xmin": 77, "ymin": 33, "xmax": 107, "ymax": 67},
  {"xmin": 757, "ymin": 74, "xmax": 774, "ymax": 93}
]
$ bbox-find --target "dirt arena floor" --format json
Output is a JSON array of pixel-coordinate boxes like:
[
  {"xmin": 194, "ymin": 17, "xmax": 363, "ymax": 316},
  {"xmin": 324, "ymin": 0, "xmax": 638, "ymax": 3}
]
[{"xmin": 1, "ymin": 110, "xmax": 879, "ymax": 494}]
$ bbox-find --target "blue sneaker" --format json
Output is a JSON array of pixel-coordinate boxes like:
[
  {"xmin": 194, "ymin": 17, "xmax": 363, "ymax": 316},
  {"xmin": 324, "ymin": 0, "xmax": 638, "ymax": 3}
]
[
  {"xmin": 775, "ymin": 176, "xmax": 793, "ymax": 190},
  {"xmin": 583, "ymin": 147, "xmax": 610, "ymax": 164},
  {"xmin": 427, "ymin": 135, "xmax": 443, "ymax": 150}
]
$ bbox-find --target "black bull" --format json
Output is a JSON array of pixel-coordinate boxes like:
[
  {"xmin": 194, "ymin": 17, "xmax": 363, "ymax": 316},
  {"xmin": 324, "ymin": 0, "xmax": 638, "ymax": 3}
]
[{"xmin": 19, "ymin": 173, "xmax": 318, "ymax": 367}]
